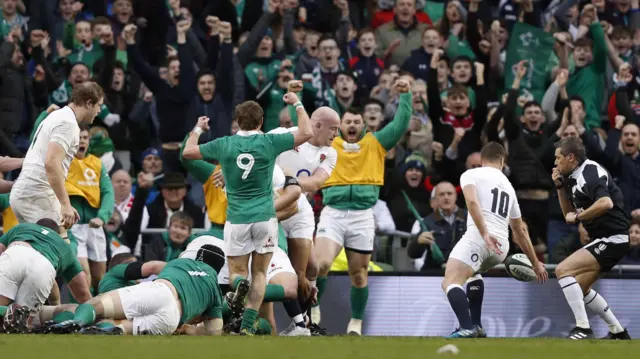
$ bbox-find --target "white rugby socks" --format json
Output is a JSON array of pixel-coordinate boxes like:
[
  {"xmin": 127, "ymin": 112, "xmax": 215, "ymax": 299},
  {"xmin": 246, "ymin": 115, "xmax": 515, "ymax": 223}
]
[
  {"xmin": 558, "ymin": 276, "xmax": 590, "ymax": 329},
  {"xmin": 584, "ymin": 290, "xmax": 624, "ymax": 334}
]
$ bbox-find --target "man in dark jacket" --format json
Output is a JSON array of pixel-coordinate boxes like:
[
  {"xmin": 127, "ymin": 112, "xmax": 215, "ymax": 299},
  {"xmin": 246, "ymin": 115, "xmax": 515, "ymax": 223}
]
[
  {"xmin": 142, "ymin": 172, "xmax": 204, "ymax": 231},
  {"xmin": 551, "ymin": 223, "xmax": 590, "ymax": 264},
  {"xmin": 185, "ymin": 21, "xmax": 234, "ymax": 143},
  {"xmin": 123, "ymin": 20, "xmax": 196, "ymax": 173},
  {"xmin": 407, "ymin": 181, "xmax": 466, "ymax": 271},
  {"xmin": 0, "ymin": 39, "xmax": 34, "ymax": 157}
]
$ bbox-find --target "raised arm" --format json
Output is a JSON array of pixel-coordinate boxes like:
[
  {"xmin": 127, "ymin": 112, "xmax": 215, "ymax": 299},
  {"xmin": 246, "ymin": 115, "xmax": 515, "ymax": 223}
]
[
  {"xmin": 374, "ymin": 80, "xmax": 412, "ymax": 150},
  {"xmin": 180, "ymin": 134, "xmax": 216, "ymax": 183},
  {"xmin": 216, "ymin": 22, "xmax": 235, "ymax": 106},
  {"xmin": 182, "ymin": 117, "xmax": 215, "ymax": 161},
  {"xmin": 176, "ymin": 20, "xmax": 197, "ymax": 102},
  {"xmin": 284, "ymin": 81, "xmax": 313, "ymax": 147},
  {"xmin": 124, "ymin": 24, "xmax": 168, "ymax": 94}
]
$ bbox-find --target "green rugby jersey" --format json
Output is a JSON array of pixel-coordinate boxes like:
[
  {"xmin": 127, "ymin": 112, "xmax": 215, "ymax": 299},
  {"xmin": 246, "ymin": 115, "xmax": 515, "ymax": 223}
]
[
  {"xmin": 0, "ymin": 223, "xmax": 82, "ymax": 282},
  {"xmin": 156, "ymin": 258, "xmax": 223, "ymax": 325},
  {"xmin": 198, "ymin": 131, "xmax": 294, "ymax": 224}
]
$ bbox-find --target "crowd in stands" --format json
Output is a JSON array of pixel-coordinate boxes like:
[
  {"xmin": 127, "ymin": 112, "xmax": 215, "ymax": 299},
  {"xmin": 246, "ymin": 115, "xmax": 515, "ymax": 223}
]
[{"xmin": 0, "ymin": 0, "xmax": 639, "ymax": 271}]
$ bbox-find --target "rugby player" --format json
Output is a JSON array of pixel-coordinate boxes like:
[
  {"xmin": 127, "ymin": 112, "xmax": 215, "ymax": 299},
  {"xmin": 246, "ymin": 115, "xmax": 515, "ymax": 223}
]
[
  {"xmin": 0, "ymin": 220, "xmax": 91, "ymax": 333},
  {"xmin": 182, "ymin": 92, "xmax": 313, "ymax": 335},
  {"xmin": 10, "ymin": 82, "xmax": 104, "ymax": 235},
  {"xmin": 268, "ymin": 80, "xmax": 340, "ymax": 333},
  {"xmin": 442, "ymin": 142, "xmax": 547, "ymax": 338},
  {"xmin": 313, "ymin": 79, "xmax": 412, "ymax": 335},
  {"xmin": 553, "ymin": 137, "xmax": 631, "ymax": 340},
  {"xmin": 182, "ymin": 164, "xmax": 309, "ymax": 335},
  {"xmin": 66, "ymin": 127, "xmax": 115, "ymax": 291},
  {"xmin": 49, "ymin": 251, "xmax": 227, "ymax": 335}
]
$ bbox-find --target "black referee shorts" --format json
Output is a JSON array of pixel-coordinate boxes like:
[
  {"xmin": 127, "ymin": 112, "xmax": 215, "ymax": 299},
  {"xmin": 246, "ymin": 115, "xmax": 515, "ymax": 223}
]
[{"xmin": 583, "ymin": 235, "xmax": 630, "ymax": 272}]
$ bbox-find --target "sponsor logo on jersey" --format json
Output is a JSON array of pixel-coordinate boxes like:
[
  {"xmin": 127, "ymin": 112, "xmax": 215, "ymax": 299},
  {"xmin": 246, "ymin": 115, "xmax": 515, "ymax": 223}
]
[{"xmin": 188, "ymin": 271, "xmax": 209, "ymax": 277}]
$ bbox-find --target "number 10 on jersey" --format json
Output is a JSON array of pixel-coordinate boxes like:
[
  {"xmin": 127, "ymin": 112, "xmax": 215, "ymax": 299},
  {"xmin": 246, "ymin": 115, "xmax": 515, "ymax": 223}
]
[{"xmin": 491, "ymin": 187, "xmax": 510, "ymax": 218}]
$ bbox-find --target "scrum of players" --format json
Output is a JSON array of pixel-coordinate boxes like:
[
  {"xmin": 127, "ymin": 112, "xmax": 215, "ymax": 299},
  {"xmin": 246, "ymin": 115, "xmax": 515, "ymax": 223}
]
[{"xmin": 0, "ymin": 78, "xmax": 632, "ymax": 339}]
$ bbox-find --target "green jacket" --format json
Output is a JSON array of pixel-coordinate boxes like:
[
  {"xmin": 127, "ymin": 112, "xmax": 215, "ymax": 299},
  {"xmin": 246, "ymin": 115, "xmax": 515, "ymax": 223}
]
[{"xmin": 566, "ymin": 22, "xmax": 607, "ymax": 129}]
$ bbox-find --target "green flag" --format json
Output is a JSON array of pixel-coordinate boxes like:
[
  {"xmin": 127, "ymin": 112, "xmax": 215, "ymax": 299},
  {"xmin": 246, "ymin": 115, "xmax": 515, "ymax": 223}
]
[
  {"xmin": 504, "ymin": 22, "xmax": 555, "ymax": 103},
  {"xmin": 401, "ymin": 191, "xmax": 445, "ymax": 264}
]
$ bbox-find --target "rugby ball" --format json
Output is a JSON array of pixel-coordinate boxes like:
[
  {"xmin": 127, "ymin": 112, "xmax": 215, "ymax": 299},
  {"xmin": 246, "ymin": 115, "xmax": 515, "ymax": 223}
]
[{"xmin": 504, "ymin": 254, "xmax": 536, "ymax": 282}]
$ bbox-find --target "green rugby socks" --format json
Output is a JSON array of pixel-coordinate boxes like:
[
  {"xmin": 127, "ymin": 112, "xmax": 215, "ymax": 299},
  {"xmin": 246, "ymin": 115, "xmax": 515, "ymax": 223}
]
[
  {"xmin": 263, "ymin": 284, "xmax": 286, "ymax": 303},
  {"xmin": 350, "ymin": 285, "xmax": 369, "ymax": 320},
  {"xmin": 240, "ymin": 308, "xmax": 258, "ymax": 333},
  {"xmin": 314, "ymin": 276, "xmax": 328, "ymax": 306},
  {"xmin": 53, "ymin": 311, "xmax": 75, "ymax": 323},
  {"xmin": 72, "ymin": 303, "xmax": 97, "ymax": 326}
]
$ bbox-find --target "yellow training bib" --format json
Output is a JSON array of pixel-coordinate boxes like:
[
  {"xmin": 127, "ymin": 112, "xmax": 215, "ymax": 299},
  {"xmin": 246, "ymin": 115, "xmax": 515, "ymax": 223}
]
[
  {"xmin": 203, "ymin": 167, "xmax": 228, "ymax": 225},
  {"xmin": 2, "ymin": 207, "xmax": 18, "ymax": 233},
  {"xmin": 323, "ymin": 133, "xmax": 386, "ymax": 187},
  {"xmin": 65, "ymin": 155, "xmax": 103, "ymax": 208}
]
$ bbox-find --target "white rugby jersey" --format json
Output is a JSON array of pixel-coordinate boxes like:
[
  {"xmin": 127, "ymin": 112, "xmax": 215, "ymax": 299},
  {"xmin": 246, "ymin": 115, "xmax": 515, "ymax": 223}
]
[
  {"xmin": 459, "ymin": 166, "xmax": 521, "ymax": 242},
  {"xmin": 268, "ymin": 127, "xmax": 337, "ymax": 213},
  {"xmin": 14, "ymin": 106, "xmax": 80, "ymax": 195}
]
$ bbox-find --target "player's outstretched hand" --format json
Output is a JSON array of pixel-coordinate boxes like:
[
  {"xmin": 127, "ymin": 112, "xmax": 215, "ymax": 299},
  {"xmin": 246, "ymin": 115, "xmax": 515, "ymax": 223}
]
[
  {"xmin": 394, "ymin": 79, "xmax": 410, "ymax": 94},
  {"xmin": 552, "ymin": 167, "xmax": 564, "ymax": 188},
  {"xmin": 283, "ymin": 91, "xmax": 300, "ymax": 105},
  {"xmin": 483, "ymin": 233, "xmax": 503, "ymax": 255},
  {"xmin": 61, "ymin": 203, "xmax": 80, "ymax": 229},
  {"xmin": 533, "ymin": 261, "xmax": 548, "ymax": 283}
]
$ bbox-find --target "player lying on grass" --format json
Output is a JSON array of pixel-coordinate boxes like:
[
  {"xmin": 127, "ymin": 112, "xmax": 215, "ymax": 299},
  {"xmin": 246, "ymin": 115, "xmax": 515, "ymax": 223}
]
[
  {"xmin": 442, "ymin": 142, "xmax": 547, "ymax": 339},
  {"xmin": 0, "ymin": 220, "xmax": 91, "ymax": 333},
  {"xmin": 2, "ymin": 254, "xmax": 167, "ymax": 333},
  {"xmin": 48, "ymin": 251, "xmax": 227, "ymax": 336}
]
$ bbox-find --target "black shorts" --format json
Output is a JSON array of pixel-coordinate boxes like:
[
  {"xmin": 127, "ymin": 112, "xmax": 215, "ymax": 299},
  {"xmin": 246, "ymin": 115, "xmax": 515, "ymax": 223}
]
[{"xmin": 583, "ymin": 236, "xmax": 630, "ymax": 272}]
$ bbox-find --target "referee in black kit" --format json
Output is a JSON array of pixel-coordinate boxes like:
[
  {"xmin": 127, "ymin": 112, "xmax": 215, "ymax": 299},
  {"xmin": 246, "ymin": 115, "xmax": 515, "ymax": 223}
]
[{"xmin": 551, "ymin": 136, "xmax": 631, "ymax": 340}]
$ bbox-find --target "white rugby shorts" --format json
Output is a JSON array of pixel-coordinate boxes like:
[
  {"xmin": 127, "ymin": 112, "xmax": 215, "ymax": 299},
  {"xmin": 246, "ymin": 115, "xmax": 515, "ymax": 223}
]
[
  {"xmin": 316, "ymin": 206, "xmax": 375, "ymax": 252},
  {"xmin": 218, "ymin": 246, "xmax": 295, "ymax": 285},
  {"xmin": 280, "ymin": 209, "xmax": 315, "ymax": 240},
  {"xmin": 117, "ymin": 281, "xmax": 181, "ymax": 335},
  {"xmin": 0, "ymin": 244, "xmax": 56, "ymax": 309},
  {"xmin": 448, "ymin": 231, "xmax": 509, "ymax": 273},
  {"xmin": 224, "ymin": 218, "xmax": 278, "ymax": 256},
  {"xmin": 71, "ymin": 224, "xmax": 107, "ymax": 262},
  {"xmin": 9, "ymin": 190, "xmax": 61, "ymax": 225}
]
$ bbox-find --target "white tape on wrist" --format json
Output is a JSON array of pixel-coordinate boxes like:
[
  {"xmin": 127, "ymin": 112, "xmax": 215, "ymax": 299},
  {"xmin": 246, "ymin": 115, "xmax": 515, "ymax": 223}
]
[{"xmin": 193, "ymin": 127, "xmax": 204, "ymax": 136}]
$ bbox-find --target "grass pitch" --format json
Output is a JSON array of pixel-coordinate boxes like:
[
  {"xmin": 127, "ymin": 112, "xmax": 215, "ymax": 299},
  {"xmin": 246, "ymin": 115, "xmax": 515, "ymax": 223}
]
[{"xmin": 2, "ymin": 335, "xmax": 638, "ymax": 359}]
